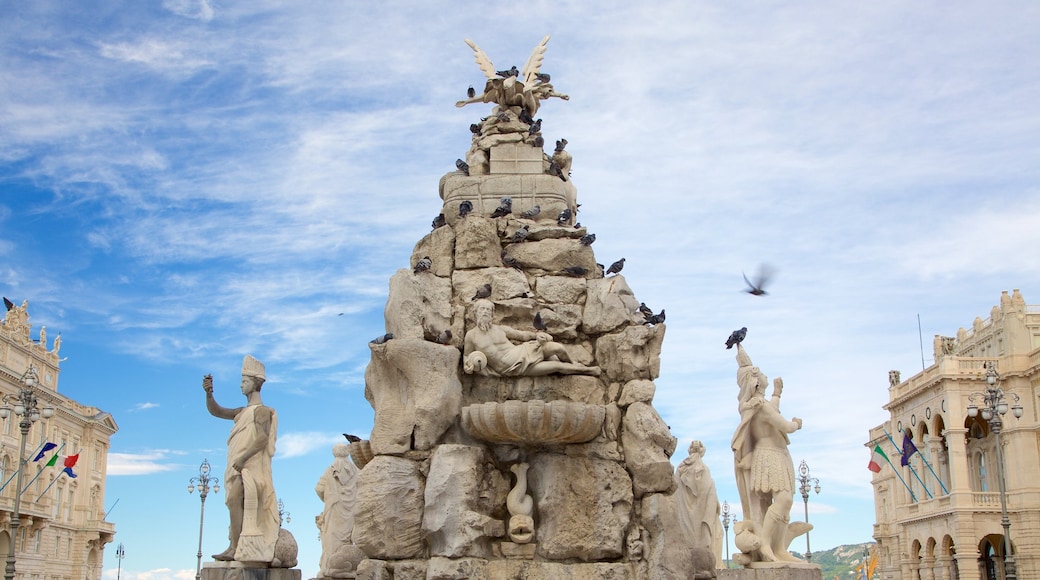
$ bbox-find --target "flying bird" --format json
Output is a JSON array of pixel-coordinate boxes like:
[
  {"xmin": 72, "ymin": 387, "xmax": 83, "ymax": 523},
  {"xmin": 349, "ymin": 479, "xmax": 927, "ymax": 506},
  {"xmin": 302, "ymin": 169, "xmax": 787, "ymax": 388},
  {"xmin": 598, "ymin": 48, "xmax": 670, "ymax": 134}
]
[
  {"xmin": 370, "ymin": 333, "xmax": 394, "ymax": 345},
  {"xmin": 343, "ymin": 434, "xmax": 362, "ymax": 443},
  {"xmin": 467, "ymin": 85, "xmax": 476, "ymax": 98},
  {"xmin": 456, "ymin": 158, "xmax": 470, "ymax": 176},
  {"xmin": 435, "ymin": 329, "xmax": 453, "ymax": 345},
  {"xmin": 472, "ymin": 283, "xmax": 492, "ymax": 301},
  {"xmin": 490, "ymin": 197, "xmax": 513, "ymax": 218},
  {"xmin": 557, "ymin": 208, "xmax": 572, "ymax": 225},
  {"xmin": 501, "ymin": 251, "xmax": 522, "ymax": 270},
  {"xmin": 579, "ymin": 233, "xmax": 596, "ymax": 246},
  {"xmin": 742, "ymin": 265, "xmax": 775, "ymax": 296},
  {"xmin": 561, "ymin": 266, "xmax": 587, "ymax": 277},
  {"xmin": 726, "ymin": 327, "xmax": 747, "ymax": 349},
  {"xmin": 458, "ymin": 200, "xmax": 473, "ymax": 218},
  {"xmin": 510, "ymin": 225, "xmax": 529, "ymax": 244},
  {"xmin": 432, "ymin": 213, "xmax": 446, "ymax": 230},
  {"xmin": 414, "ymin": 256, "xmax": 432, "ymax": 274},
  {"xmin": 520, "ymin": 205, "xmax": 541, "ymax": 219},
  {"xmin": 606, "ymin": 258, "xmax": 626, "ymax": 276},
  {"xmin": 533, "ymin": 312, "xmax": 548, "ymax": 332}
]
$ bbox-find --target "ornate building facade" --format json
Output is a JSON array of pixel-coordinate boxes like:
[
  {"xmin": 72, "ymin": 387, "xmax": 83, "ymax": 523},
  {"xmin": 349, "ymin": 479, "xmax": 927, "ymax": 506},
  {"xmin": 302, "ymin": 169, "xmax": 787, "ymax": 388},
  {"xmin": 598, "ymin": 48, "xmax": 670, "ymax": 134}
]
[
  {"xmin": 0, "ymin": 300, "xmax": 117, "ymax": 579},
  {"xmin": 868, "ymin": 289, "xmax": 1040, "ymax": 580}
]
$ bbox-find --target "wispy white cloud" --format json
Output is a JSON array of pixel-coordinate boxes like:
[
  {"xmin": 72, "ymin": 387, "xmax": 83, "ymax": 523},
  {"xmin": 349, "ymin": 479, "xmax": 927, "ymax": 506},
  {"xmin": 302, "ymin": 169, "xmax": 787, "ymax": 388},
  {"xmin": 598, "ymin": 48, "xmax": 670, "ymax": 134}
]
[
  {"xmin": 130, "ymin": 402, "xmax": 159, "ymax": 412},
  {"xmin": 276, "ymin": 431, "xmax": 344, "ymax": 459},
  {"xmin": 107, "ymin": 451, "xmax": 181, "ymax": 476}
]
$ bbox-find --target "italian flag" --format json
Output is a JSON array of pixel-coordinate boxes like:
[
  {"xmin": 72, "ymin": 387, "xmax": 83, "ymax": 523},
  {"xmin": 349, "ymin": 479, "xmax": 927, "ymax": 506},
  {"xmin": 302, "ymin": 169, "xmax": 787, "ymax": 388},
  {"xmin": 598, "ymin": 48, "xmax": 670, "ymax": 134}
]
[{"xmin": 867, "ymin": 444, "xmax": 888, "ymax": 473}]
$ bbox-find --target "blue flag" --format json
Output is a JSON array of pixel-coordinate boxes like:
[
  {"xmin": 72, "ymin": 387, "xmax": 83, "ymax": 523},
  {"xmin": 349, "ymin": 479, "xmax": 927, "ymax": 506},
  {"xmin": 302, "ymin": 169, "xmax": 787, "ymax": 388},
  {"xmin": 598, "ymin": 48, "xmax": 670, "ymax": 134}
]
[
  {"xmin": 33, "ymin": 442, "xmax": 57, "ymax": 462},
  {"xmin": 901, "ymin": 435, "xmax": 919, "ymax": 466}
]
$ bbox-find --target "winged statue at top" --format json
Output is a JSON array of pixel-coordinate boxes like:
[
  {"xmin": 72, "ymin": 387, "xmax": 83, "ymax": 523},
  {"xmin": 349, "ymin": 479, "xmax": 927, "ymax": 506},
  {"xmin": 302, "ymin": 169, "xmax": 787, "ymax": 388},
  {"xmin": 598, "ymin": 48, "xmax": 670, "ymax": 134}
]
[{"xmin": 456, "ymin": 35, "xmax": 569, "ymax": 118}]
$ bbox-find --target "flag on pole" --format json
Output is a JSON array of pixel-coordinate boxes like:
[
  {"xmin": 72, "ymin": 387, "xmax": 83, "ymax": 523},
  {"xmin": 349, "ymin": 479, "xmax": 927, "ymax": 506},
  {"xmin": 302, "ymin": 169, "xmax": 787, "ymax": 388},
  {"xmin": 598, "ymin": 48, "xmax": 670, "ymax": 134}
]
[
  {"xmin": 45, "ymin": 454, "xmax": 59, "ymax": 467},
  {"xmin": 63, "ymin": 454, "xmax": 79, "ymax": 479},
  {"xmin": 901, "ymin": 435, "xmax": 919, "ymax": 467},
  {"xmin": 868, "ymin": 444, "xmax": 888, "ymax": 473},
  {"xmin": 33, "ymin": 442, "xmax": 57, "ymax": 462}
]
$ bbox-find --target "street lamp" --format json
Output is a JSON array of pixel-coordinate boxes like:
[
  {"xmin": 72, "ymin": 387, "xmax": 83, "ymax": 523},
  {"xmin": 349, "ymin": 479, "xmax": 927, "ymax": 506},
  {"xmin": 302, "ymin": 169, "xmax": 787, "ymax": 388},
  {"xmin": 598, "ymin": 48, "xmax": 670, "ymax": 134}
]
[
  {"xmin": 115, "ymin": 543, "xmax": 126, "ymax": 580},
  {"xmin": 797, "ymin": 459, "xmax": 821, "ymax": 563},
  {"xmin": 0, "ymin": 365, "xmax": 55, "ymax": 580},
  {"xmin": 967, "ymin": 362, "xmax": 1022, "ymax": 580},
  {"xmin": 278, "ymin": 498, "xmax": 291, "ymax": 525},
  {"xmin": 188, "ymin": 459, "xmax": 220, "ymax": 580},
  {"xmin": 720, "ymin": 500, "xmax": 731, "ymax": 569}
]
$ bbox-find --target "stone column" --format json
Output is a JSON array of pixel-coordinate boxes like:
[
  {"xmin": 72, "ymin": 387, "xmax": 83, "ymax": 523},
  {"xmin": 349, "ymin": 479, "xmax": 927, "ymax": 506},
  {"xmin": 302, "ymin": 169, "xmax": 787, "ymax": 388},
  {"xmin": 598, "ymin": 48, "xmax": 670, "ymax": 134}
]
[
  {"xmin": 920, "ymin": 555, "xmax": 935, "ymax": 580},
  {"xmin": 926, "ymin": 435, "xmax": 948, "ymax": 495},
  {"xmin": 936, "ymin": 554, "xmax": 952, "ymax": 580},
  {"xmin": 943, "ymin": 427, "xmax": 972, "ymax": 494}
]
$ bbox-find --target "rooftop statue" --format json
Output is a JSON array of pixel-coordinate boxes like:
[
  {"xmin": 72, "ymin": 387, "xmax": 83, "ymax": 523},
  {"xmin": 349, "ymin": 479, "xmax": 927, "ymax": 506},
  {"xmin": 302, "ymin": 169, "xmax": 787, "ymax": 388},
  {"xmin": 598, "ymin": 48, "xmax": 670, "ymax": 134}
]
[
  {"xmin": 455, "ymin": 35, "xmax": 569, "ymax": 118},
  {"xmin": 463, "ymin": 299, "xmax": 600, "ymax": 377}
]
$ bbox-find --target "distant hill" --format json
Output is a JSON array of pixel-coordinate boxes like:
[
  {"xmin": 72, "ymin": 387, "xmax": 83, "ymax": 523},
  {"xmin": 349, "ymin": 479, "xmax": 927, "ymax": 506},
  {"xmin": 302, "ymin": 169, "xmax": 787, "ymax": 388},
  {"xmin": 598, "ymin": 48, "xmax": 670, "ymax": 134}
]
[{"xmin": 723, "ymin": 543, "xmax": 877, "ymax": 578}]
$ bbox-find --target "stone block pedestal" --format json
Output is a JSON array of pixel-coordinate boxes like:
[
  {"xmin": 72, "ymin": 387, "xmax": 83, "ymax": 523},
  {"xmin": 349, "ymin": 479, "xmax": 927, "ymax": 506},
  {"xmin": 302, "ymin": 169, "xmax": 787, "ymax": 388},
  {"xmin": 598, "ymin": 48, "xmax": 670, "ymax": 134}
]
[
  {"xmin": 718, "ymin": 564, "xmax": 823, "ymax": 580},
  {"xmin": 201, "ymin": 562, "xmax": 302, "ymax": 580}
]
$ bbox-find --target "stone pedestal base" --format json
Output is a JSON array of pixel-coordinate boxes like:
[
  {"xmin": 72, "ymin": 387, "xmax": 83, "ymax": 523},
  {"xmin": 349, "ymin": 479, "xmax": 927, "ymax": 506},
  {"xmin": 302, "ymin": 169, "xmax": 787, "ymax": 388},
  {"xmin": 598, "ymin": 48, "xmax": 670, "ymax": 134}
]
[
  {"xmin": 718, "ymin": 564, "xmax": 823, "ymax": 580},
  {"xmin": 201, "ymin": 561, "xmax": 302, "ymax": 580}
]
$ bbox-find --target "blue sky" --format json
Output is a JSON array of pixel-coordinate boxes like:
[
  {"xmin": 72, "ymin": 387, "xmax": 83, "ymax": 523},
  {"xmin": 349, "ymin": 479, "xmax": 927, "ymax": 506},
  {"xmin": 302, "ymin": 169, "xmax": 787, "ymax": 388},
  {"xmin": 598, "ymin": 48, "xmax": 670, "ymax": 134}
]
[{"xmin": 3, "ymin": 1, "xmax": 1040, "ymax": 578}]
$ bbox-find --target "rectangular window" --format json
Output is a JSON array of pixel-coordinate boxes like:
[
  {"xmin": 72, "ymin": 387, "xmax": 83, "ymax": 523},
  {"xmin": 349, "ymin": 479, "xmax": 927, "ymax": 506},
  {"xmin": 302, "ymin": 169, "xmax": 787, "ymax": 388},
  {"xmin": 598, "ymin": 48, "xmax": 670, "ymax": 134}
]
[
  {"xmin": 54, "ymin": 486, "xmax": 63, "ymax": 519},
  {"xmin": 66, "ymin": 490, "xmax": 74, "ymax": 522}
]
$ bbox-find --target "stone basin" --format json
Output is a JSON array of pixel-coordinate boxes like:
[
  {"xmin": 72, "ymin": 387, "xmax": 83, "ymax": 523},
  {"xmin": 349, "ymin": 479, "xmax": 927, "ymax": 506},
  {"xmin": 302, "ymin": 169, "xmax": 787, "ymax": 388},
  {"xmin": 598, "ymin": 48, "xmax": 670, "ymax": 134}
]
[{"xmin": 461, "ymin": 400, "xmax": 605, "ymax": 445}]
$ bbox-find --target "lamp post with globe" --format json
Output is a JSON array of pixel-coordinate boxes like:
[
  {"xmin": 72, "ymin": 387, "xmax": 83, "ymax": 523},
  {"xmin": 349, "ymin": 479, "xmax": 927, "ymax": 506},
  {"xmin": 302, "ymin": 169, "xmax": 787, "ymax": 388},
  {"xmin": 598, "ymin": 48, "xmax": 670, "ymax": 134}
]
[
  {"xmin": 967, "ymin": 362, "xmax": 1022, "ymax": 580},
  {"xmin": 1, "ymin": 365, "xmax": 55, "ymax": 580},
  {"xmin": 797, "ymin": 459, "xmax": 821, "ymax": 563},
  {"xmin": 188, "ymin": 459, "xmax": 220, "ymax": 580}
]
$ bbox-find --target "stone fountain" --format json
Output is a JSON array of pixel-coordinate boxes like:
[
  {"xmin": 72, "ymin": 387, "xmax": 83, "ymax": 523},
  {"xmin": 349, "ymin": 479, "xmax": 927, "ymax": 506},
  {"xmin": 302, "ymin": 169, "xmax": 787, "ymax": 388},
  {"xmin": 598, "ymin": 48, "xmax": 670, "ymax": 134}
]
[{"xmin": 347, "ymin": 36, "xmax": 705, "ymax": 580}]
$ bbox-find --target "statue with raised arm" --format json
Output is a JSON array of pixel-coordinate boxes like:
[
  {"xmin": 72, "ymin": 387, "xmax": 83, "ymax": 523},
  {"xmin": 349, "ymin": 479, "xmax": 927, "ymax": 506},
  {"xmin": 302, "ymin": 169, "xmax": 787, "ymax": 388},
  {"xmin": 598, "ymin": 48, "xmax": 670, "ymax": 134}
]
[
  {"xmin": 730, "ymin": 344, "xmax": 807, "ymax": 565},
  {"xmin": 203, "ymin": 355, "xmax": 280, "ymax": 564},
  {"xmin": 463, "ymin": 299, "xmax": 599, "ymax": 377},
  {"xmin": 455, "ymin": 35, "xmax": 569, "ymax": 119}
]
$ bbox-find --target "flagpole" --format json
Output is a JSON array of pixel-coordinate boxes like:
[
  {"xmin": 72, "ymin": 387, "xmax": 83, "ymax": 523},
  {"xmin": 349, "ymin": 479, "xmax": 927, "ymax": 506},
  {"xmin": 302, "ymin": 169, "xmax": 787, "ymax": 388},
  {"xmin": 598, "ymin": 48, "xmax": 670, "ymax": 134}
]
[
  {"xmin": 36, "ymin": 449, "xmax": 80, "ymax": 501},
  {"xmin": 20, "ymin": 442, "xmax": 66, "ymax": 495},
  {"xmin": 0, "ymin": 441, "xmax": 48, "ymax": 493},
  {"xmin": 914, "ymin": 448, "xmax": 949, "ymax": 495},
  {"xmin": 883, "ymin": 429, "xmax": 933, "ymax": 499},
  {"xmin": 872, "ymin": 440, "xmax": 917, "ymax": 502}
]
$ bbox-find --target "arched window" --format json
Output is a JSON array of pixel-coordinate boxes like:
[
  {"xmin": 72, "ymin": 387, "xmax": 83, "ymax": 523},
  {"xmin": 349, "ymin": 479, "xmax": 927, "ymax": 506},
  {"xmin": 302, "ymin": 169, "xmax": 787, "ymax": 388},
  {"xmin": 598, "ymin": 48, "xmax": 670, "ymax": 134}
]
[{"xmin": 976, "ymin": 452, "xmax": 988, "ymax": 492}]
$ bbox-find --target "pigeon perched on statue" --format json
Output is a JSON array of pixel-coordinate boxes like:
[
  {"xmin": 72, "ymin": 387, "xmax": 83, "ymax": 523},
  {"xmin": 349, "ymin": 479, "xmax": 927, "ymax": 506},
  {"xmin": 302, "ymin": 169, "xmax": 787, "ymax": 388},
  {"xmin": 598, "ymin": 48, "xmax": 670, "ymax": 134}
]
[
  {"xmin": 606, "ymin": 258, "xmax": 626, "ymax": 276},
  {"xmin": 458, "ymin": 200, "xmax": 473, "ymax": 218},
  {"xmin": 528, "ymin": 119, "xmax": 542, "ymax": 135},
  {"xmin": 413, "ymin": 256, "xmax": 432, "ymax": 274},
  {"xmin": 726, "ymin": 327, "xmax": 747, "ymax": 349},
  {"xmin": 579, "ymin": 233, "xmax": 596, "ymax": 246},
  {"xmin": 501, "ymin": 251, "xmax": 522, "ymax": 270},
  {"xmin": 638, "ymin": 303, "xmax": 654, "ymax": 319},
  {"xmin": 456, "ymin": 158, "xmax": 470, "ymax": 176},
  {"xmin": 490, "ymin": 197, "xmax": 513, "ymax": 218},
  {"xmin": 471, "ymin": 283, "xmax": 492, "ymax": 301},
  {"xmin": 431, "ymin": 213, "xmax": 446, "ymax": 230},
  {"xmin": 496, "ymin": 65, "xmax": 519, "ymax": 78},
  {"xmin": 557, "ymin": 208, "xmax": 572, "ymax": 225},
  {"xmin": 435, "ymin": 329, "xmax": 453, "ymax": 345},
  {"xmin": 370, "ymin": 333, "xmax": 394, "ymax": 345},
  {"xmin": 520, "ymin": 205, "xmax": 541, "ymax": 219},
  {"xmin": 644, "ymin": 310, "xmax": 666, "ymax": 326},
  {"xmin": 343, "ymin": 434, "xmax": 362, "ymax": 443},
  {"xmin": 510, "ymin": 225, "xmax": 529, "ymax": 244},
  {"xmin": 561, "ymin": 266, "xmax": 587, "ymax": 277},
  {"xmin": 533, "ymin": 312, "xmax": 548, "ymax": 332}
]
